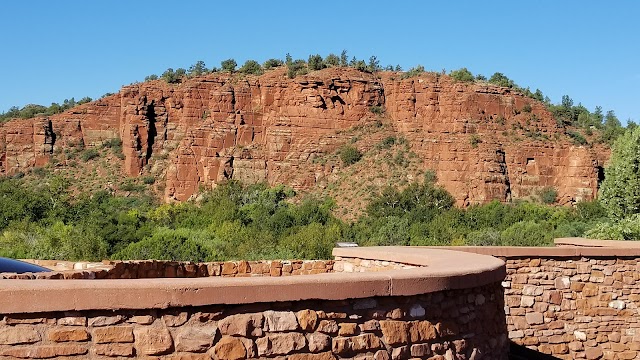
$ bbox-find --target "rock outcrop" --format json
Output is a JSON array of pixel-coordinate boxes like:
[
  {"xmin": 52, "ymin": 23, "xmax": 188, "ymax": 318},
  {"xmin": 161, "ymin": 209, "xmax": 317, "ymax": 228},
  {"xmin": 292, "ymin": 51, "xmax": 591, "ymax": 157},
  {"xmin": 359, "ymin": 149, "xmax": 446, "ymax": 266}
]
[{"xmin": 0, "ymin": 68, "xmax": 608, "ymax": 205}]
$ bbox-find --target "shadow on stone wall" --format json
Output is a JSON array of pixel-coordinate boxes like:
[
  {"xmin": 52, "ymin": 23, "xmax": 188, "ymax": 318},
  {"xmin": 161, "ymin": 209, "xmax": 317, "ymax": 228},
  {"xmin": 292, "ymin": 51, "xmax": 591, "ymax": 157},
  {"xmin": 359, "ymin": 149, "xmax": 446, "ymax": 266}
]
[{"xmin": 510, "ymin": 342, "xmax": 560, "ymax": 359}]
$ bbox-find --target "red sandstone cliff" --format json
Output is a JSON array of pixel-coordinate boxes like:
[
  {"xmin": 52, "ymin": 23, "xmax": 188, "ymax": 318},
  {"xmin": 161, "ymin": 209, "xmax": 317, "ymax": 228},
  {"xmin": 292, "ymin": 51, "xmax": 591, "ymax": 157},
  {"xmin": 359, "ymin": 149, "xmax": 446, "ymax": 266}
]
[{"xmin": 0, "ymin": 68, "xmax": 609, "ymax": 206}]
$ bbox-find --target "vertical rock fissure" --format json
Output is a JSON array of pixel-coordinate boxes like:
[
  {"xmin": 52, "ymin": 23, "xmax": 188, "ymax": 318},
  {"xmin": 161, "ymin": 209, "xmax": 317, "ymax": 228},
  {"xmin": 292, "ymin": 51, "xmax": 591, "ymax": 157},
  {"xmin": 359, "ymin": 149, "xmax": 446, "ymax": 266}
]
[
  {"xmin": 43, "ymin": 119, "xmax": 56, "ymax": 154},
  {"xmin": 146, "ymin": 101, "xmax": 157, "ymax": 162},
  {"xmin": 497, "ymin": 148, "xmax": 512, "ymax": 202}
]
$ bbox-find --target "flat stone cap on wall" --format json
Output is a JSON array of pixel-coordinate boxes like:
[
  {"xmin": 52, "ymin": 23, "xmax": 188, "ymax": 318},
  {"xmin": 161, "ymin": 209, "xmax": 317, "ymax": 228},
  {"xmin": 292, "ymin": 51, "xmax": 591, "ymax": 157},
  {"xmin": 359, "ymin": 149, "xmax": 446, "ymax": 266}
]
[
  {"xmin": 418, "ymin": 238, "xmax": 640, "ymax": 258},
  {"xmin": 0, "ymin": 247, "xmax": 505, "ymax": 314}
]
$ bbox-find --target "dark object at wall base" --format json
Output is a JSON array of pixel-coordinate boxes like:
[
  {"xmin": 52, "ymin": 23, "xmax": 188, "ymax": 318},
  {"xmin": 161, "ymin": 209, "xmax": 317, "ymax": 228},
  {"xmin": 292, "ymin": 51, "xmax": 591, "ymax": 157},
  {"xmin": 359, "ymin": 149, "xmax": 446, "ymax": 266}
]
[{"xmin": 0, "ymin": 257, "xmax": 51, "ymax": 273}]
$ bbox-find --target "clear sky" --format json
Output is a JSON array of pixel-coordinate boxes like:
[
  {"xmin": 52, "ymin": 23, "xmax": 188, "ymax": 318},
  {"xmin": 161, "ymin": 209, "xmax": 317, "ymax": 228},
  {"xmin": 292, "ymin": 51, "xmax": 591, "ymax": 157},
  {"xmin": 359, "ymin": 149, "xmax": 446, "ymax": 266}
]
[{"xmin": 0, "ymin": 1, "xmax": 638, "ymax": 123}]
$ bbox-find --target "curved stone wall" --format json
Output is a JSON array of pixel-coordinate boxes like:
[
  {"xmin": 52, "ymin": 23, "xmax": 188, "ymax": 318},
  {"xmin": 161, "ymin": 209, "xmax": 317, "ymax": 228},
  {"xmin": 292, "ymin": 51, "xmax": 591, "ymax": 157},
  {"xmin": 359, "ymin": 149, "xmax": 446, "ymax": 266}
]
[
  {"xmin": 0, "ymin": 248, "xmax": 508, "ymax": 359},
  {"xmin": 429, "ymin": 238, "xmax": 640, "ymax": 360}
]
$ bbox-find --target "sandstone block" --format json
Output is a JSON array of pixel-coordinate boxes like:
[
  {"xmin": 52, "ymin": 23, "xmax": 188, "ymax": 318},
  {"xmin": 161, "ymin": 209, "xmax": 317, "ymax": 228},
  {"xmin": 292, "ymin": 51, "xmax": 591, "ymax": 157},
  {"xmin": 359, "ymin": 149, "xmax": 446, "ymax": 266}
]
[
  {"xmin": 525, "ymin": 312, "xmax": 544, "ymax": 325},
  {"xmin": 93, "ymin": 343, "xmax": 134, "ymax": 357},
  {"xmin": 350, "ymin": 333, "xmax": 382, "ymax": 352},
  {"xmin": 176, "ymin": 327, "xmax": 216, "ymax": 352},
  {"xmin": 522, "ymin": 285, "xmax": 543, "ymax": 296},
  {"xmin": 339, "ymin": 322, "xmax": 358, "ymax": 336},
  {"xmin": 218, "ymin": 313, "xmax": 263, "ymax": 337},
  {"xmin": 88, "ymin": 315, "xmax": 125, "ymax": 327},
  {"xmin": 288, "ymin": 352, "xmax": 337, "ymax": 360},
  {"xmin": 554, "ymin": 277, "xmax": 570, "ymax": 289},
  {"xmin": 296, "ymin": 309, "xmax": 318, "ymax": 331},
  {"xmin": 411, "ymin": 343, "xmax": 431, "ymax": 357},
  {"xmin": 520, "ymin": 296, "xmax": 535, "ymax": 307},
  {"xmin": 582, "ymin": 283, "xmax": 599, "ymax": 297},
  {"xmin": 0, "ymin": 326, "xmax": 40, "ymax": 345},
  {"xmin": 134, "ymin": 326, "xmax": 173, "ymax": 355},
  {"xmin": 0, "ymin": 344, "xmax": 87, "ymax": 358},
  {"xmin": 48, "ymin": 327, "xmax": 89, "ymax": 342},
  {"xmin": 57, "ymin": 315, "xmax": 86, "ymax": 326},
  {"xmin": 256, "ymin": 332, "xmax": 306, "ymax": 356},
  {"xmin": 221, "ymin": 262, "xmax": 237, "ymax": 275},
  {"xmin": 618, "ymin": 351, "xmax": 638, "ymax": 360},
  {"xmin": 585, "ymin": 346, "xmax": 603, "ymax": 359},
  {"xmin": 307, "ymin": 332, "xmax": 331, "ymax": 352},
  {"xmin": 127, "ymin": 315, "xmax": 155, "ymax": 325},
  {"xmin": 359, "ymin": 319, "xmax": 380, "ymax": 332},
  {"xmin": 4, "ymin": 315, "xmax": 46, "ymax": 324},
  {"xmin": 212, "ymin": 336, "xmax": 246, "ymax": 360},
  {"xmin": 380, "ymin": 320, "xmax": 410, "ymax": 345},
  {"xmin": 263, "ymin": 310, "xmax": 300, "ymax": 332},
  {"xmin": 163, "ymin": 311, "xmax": 189, "ymax": 326},
  {"xmin": 391, "ymin": 345, "xmax": 409, "ymax": 360},
  {"xmin": 93, "ymin": 325, "xmax": 134, "ymax": 343},
  {"xmin": 317, "ymin": 319, "xmax": 339, "ymax": 335},
  {"xmin": 409, "ymin": 321, "xmax": 437, "ymax": 342}
]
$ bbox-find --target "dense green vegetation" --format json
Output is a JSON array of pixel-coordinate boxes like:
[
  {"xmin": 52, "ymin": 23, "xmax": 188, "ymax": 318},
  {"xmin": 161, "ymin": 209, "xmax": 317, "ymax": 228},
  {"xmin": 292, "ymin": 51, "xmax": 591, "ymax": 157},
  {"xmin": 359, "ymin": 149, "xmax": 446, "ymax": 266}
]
[
  {"xmin": 0, "ymin": 171, "xmax": 612, "ymax": 262},
  {"xmin": 0, "ymin": 97, "xmax": 92, "ymax": 123},
  {"xmin": 584, "ymin": 127, "xmax": 640, "ymax": 240}
]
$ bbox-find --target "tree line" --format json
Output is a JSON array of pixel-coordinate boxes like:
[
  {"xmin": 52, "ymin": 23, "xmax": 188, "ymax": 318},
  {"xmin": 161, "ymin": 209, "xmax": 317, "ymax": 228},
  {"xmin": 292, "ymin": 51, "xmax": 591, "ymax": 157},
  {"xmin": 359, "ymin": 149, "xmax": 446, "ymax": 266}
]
[{"xmin": 0, "ymin": 169, "xmax": 619, "ymax": 262}]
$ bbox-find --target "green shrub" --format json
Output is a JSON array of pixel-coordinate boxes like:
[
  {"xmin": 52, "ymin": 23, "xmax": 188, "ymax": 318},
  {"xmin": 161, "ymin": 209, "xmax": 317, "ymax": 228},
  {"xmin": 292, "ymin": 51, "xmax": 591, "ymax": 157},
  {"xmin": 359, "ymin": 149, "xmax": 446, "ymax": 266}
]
[
  {"xmin": 500, "ymin": 221, "xmax": 553, "ymax": 246},
  {"xmin": 308, "ymin": 54, "xmax": 325, "ymax": 71},
  {"xmin": 567, "ymin": 130, "xmax": 587, "ymax": 145},
  {"xmin": 376, "ymin": 136, "xmax": 396, "ymax": 150},
  {"xmin": 239, "ymin": 60, "xmax": 263, "ymax": 75},
  {"xmin": 161, "ymin": 68, "xmax": 186, "ymax": 84},
  {"xmin": 488, "ymin": 72, "xmax": 515, "ymax": 88},
  {"xmin": 119, "ymin": 180, "xmax": 145, "ymax": 192},
  {"xmin": 469, "ymin": 134, "xmax": 482, "ymax": 148},
  {"xmin": 369, "ymin": 106, "xmax": 385, "ymax": 116},
  {"xmin": 401, "ymin": 65, "xmax": 425, "ymax": 79},
  {"xmin": 466, "ymin": 229, "xmax": 501, "ymax": 246},
  {"xmin": 80, "ymin": 148, "xmax": 100, "ymax": 162},
  {"xmin": 324, "ymin": 54, "xmax": 340, "ymax": 67},
  {"xmin": 187, "ymin": 61, "xmax": 208, "ymax": 77},
  {"xmin": 449, "ymin": 68, "xmax": 475, "ymax": 82},
  {"xmin": 287, "ymin": 59, "xmax": 308, "ymax": 78},
  {"xmin": 339, "ymin": 145, "xmax": 362, "ymax": 166},
  {"xmin": 142, "ymin": 176, "xmax": 155, "ymax": 185},
  {"xmin": 263, "ymin": 58, "xmax": 284, "ymax": 69},
  {"xmin": 585, "ymin": 214, "xmax": 640, "ymax": 240},
  {"xmin": 539, "ymin": 187, "xmax": 558, "ymax": 204},
  {"xmin": 221, "ymin": 59, "xmax": 237, "ymax": 72},
  {"xmin": 114, "ymin": 227, "xmax": 213, "ymax": 262},
  {"xmin": 522, "ymin": 103, "xmax": 532, "ymax": 113}
]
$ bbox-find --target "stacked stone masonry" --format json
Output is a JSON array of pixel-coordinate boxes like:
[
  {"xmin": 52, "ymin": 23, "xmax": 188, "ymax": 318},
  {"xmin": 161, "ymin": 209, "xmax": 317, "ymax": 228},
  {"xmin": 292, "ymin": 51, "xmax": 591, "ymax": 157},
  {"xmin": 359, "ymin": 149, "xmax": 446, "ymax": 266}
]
[
  {"xmin": 502, "ymin": 256, "xmax": 640, "ymax": 360},
  {"xmin": 0, "ymin": 284, "xmax": 506, "ymax": 360},
  {"xmin": 0, "ymin": 260, "xmax": 337, "ymax": 280}
]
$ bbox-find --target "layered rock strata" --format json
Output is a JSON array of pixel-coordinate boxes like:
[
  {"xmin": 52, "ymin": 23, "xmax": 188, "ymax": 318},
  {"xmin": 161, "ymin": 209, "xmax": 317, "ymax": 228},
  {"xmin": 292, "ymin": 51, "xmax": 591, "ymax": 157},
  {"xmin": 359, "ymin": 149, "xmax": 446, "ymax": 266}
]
[{"xmin": 0, "ymin": 68, "xmax": 608, "ymax": 205}]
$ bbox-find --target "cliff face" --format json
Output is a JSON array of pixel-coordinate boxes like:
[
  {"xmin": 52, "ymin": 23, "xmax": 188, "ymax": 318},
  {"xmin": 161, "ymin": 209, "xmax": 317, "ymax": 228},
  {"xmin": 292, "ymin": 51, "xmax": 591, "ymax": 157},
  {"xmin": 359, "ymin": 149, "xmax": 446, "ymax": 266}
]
[{"xmin": 0, "ymin": 68, "xmax": 608, "ymax": 205}]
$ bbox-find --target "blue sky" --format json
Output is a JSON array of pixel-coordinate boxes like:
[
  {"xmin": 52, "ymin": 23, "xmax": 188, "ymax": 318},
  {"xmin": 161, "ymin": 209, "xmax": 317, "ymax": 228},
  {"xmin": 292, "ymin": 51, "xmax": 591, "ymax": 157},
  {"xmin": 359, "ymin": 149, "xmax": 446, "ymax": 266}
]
[{"xmin": 1, "ymin": 1, "xmax": 638, "ymax": 122}]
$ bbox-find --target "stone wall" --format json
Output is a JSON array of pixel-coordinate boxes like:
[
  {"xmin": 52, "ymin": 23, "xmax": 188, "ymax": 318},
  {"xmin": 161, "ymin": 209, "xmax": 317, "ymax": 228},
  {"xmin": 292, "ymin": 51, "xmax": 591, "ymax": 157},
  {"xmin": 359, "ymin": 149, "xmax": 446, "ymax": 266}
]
[
  {"xmin": 433, "ymin": 239, "xmax": 640, "ymax": 360},
  {"xmin": 0, "ymin": 247, "xmax": 508, "ymax": 359},
  {"xmin": 0, "ymin": 284, "xmax": 506, "ymax": 359},
  {"xmin": 503, "ymin": 256, "xmax": 640, "ymax": 360},
  {"xmin": 1, "ymin": 260, "xmax": 336, "ymax": 280}
]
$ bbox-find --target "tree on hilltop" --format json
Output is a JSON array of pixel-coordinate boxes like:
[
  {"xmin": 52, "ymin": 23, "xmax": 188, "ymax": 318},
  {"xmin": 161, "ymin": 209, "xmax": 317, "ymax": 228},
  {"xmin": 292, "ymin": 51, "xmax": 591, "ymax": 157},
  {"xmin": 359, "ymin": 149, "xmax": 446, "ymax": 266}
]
[
  {"xmin": 221, "ymin": 59, "xmax": 237, "ymax": 72},
  {"xmin": 188, "ymin": 61, "xmax": 208, "ymax": 77},
  {"xmin": 239, "ymin": 60, "xmax": 263, "ymax": 75}
]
